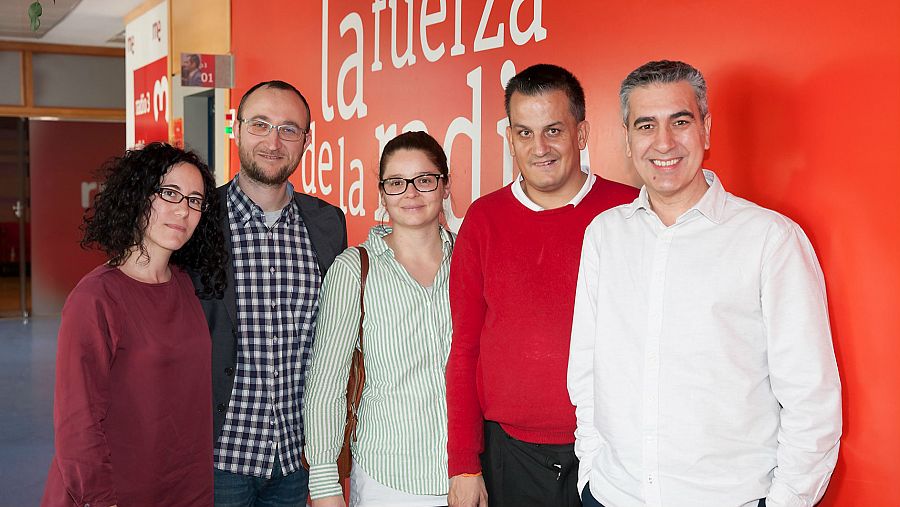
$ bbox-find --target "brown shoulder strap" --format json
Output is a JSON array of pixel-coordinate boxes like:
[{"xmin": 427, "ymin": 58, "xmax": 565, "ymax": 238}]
[{"xmin": 355, "ymin": 246, "xmax": 369, "ymax": 351}]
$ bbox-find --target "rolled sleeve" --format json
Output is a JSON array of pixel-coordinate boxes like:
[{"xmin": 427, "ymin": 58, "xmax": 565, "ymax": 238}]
[{"xmin": 308, "ymin": 463, "xmax": 344, "ymax": 500}]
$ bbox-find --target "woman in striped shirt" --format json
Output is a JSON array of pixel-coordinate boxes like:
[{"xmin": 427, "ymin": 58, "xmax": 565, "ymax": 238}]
[{"xmin": 305, "ymin": 131, "xmax": 454, "ymax": 507}]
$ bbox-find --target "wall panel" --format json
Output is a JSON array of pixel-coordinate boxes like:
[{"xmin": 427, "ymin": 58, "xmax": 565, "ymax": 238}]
[
  {"xmin": 29, "ymin": 120, "xmax": 123, "ymax": 315},
  {"xmin": 229, "ymin": 2, "xmax": 900, "ymax": 504}
]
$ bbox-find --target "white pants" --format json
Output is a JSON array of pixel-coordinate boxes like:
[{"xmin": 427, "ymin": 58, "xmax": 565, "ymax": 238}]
[{"xmin": 348, "ymin": 459, "xmax": 447, "ymax": 507}]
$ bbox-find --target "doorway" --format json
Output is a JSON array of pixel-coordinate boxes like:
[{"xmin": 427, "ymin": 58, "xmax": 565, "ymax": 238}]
[
  {"xmin": 183, "ymin": 89, "xmax": 216, "ymax": 172},
  {"xmin": 0, "ymin": 117, "xmax": 30, "ymax": 319}
]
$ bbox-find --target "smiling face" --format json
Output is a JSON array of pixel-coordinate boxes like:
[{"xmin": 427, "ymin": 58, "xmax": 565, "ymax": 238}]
[
  {"xmin": 235, "ymin": 86, "xmax": 311, "ymax": 186},
  {"xmin": 143, "ymin": 162, "xmax": 204, "ymax": 259},
  {"xmin": 506, "ymin": 90, "xmax": 589, "ymax": 208},
  {"xmin": 381, "ymin": 148, "xmax": 448, "ymax": 230},
  {"xmin": 624, "ymin": 81, "xmax": 711, "ymax": 209}
]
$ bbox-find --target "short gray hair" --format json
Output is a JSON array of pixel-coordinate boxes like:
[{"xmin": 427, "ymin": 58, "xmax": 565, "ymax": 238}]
[{"xmin": 619, "ymin": 60, "xmax": 708, "ymax": 125}]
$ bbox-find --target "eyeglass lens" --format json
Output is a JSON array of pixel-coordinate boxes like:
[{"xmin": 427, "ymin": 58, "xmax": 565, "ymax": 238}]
[
  {"xmin": 158, "ymin": 188, "xmax": 205, "ymax": 211},
  {"xmin": 243, "ymin": 119, "xmax": 305, "ymax": 141},
  {"xmin": 381, "ymin": 175, "xmax": 442, "ymax": 195}
]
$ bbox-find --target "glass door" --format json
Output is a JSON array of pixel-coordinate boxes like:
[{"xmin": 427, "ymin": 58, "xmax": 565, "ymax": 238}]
[{"xmin": 0, "ymin": 117, "xmax": 30, "ymax": 319}]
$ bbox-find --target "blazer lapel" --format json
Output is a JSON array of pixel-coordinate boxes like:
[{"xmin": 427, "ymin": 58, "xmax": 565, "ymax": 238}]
[{"xmin": 294, "ymin": 193, "xmax": 336, "ymax": 275}]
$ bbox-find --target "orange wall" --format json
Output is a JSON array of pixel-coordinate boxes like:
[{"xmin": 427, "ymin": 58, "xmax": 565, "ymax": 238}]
[{"xmin": 229, "ymin": 2, "xmax": 900, "ymax": 504}]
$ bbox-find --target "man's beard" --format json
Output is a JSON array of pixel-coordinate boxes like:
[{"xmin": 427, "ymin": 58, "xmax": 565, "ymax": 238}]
[{"xmin": 239, "ymin": 146, "xmax": 297, "ymax": 186}]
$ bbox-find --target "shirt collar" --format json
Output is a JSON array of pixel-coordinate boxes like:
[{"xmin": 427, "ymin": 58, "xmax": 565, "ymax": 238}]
[
  {"xmin": 624, "ymin": 170, "xmax": 727, "ymax": 224},
  {"xmin": 227, "ymin": 174, "xmax": 297, "ymax": 225},
  {"xmin": 623, "ymin": 185, "xmax": 651, "ymax": 219},
  {"xmin": 365, "ymin": 225, "xmax": 454, "ymax": 258},
  {"xmin": 690, "ymin": 170, "xmax": 728, "ymax": 224},
  {"xmin": 511, "ymin": 165, "xmax": 594, "ymax": 211}
]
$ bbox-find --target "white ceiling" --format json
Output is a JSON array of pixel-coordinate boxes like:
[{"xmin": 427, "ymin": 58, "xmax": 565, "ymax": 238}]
[{"xmin": 0, "ymin": 0, "xmax": 146, "ymax": 47}]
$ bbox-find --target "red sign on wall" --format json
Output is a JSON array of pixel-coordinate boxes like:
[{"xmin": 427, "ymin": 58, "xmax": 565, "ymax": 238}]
[
  {"xmin": 133, "ymin": 56, "xmax": 169, "ymax": 146},
  {"xmin": 224, "ymin": 3, "xmax": 899, "ymax": 506}
]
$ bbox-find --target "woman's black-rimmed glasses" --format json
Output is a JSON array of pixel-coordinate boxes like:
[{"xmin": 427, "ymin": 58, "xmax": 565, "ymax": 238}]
[
  {"xmin": 380, "ymin": 174, "xmax": 446, "ymax": 195},
  {"xmin": 156, "ymin": 187, "xmax": 207, "ymax": 212}
]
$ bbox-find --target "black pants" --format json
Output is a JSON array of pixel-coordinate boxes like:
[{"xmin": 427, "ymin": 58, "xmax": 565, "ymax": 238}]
[
  {"xmin": 581, "ymin": 483, "xmax": 766, "ymax": 507},
  {"xmin": 480, "ymin": 421, "xmax": 581, "ymax": 507}
]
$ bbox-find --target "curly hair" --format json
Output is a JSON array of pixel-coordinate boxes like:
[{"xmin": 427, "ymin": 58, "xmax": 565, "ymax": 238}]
[{"xmin": 81, "ymin": 142, "xmax": 227, "ymax": 298}]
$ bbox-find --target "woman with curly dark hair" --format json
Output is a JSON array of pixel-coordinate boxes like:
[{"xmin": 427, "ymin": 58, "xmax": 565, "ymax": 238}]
[{"xmin": 41, "ymin": 142, "xmax": 226, "ymax": 507}]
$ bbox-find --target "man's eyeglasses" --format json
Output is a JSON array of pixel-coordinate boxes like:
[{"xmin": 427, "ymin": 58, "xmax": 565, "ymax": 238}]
[
  {"xmin": 239, "ymin": 118, "xmax": 308, "ymax": 142},
  {"xmin": 156, "ymin": 187, "xmax": 207, "ymax": 212},
  {"xmin": 379, "ymin": 174, "xmax": 446, "ymax": 195}
]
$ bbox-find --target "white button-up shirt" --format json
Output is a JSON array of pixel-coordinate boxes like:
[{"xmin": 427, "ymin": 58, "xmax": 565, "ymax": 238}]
[{"xmin": 568, "ymin": 170, "xmax": 841, "ymax": 507}]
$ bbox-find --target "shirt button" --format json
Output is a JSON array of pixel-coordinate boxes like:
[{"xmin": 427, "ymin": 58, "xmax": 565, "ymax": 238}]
[
  {"xmin": 271, "ymin": 300, "xmax": 276, "ymax": 308},
  {"xmin": 270, "ymin": 267, "xmax": 275, "ymax": 274},
  {"xmin": 274, "ymin": 370, "xmax": 279, "ymax": 378},
  {"xmin": 273, "ymin": 336, "xmax": 278, "ymax": 342},
  {"xmin": 647, "ymin": 474, "xmax": 654, "ymax": 484}
]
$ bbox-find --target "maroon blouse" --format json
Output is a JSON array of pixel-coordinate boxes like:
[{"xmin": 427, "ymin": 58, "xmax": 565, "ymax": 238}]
[{"xmin": 41, "ymin": 265, "xmax": 213, "ymax": 507}]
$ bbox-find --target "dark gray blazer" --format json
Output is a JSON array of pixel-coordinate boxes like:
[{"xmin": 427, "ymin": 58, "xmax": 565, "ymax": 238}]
[{"xmin": 195, "ymin": 184, "xmax": 347, "ymax": 442}]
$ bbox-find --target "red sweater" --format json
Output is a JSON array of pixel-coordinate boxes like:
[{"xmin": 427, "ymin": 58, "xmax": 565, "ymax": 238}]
[
  {"xmin": 446, "ymin": 177, "xmax": 638, "ymax": 475},
  {"xmin": 42, "ymin": 266, "xmax": 213, "ymax": 507}
]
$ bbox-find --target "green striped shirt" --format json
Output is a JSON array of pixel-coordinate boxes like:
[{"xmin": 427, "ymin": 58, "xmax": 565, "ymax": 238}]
[{"xmin": 304, "ymin": 226, "xmax": 454, "ymax": 499}]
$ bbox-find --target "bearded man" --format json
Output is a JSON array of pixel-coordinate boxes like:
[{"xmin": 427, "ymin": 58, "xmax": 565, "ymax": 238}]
[{"xmin": 194, "ymin": 80, "xmax": 347, "ymax": 507}]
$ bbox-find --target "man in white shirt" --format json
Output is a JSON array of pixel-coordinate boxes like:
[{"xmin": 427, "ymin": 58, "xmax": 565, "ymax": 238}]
[{"xmin": 567, "ymin": 60, "xmax": 842, "ymax": 507}]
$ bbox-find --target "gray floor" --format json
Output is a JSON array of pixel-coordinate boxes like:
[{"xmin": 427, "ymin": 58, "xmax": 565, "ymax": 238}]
[{"xmin": 0, "ymin": 316, "xmax": 59, "ymax": 507}]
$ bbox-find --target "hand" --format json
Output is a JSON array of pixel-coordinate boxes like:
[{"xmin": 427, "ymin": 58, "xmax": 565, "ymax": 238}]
[
  {"xmin": 310, "ymin": 495, "xmax": 346, "ymax": 507},
  {"xmin": 448, "ymin": 474, "xmax": 488, "ymax": 507}
]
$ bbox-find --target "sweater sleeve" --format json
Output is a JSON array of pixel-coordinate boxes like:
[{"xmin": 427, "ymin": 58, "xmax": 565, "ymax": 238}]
[
  {"xmin": 446, "ymin": 209, "xmax": 488, "ymax": 476},
  {"xmin": 303, "ymin": 248, "xmax": 361, "ymax": 499},
  {"xmin": 51, "ymin": 280, "xmax": 119, "ymax": 507}
]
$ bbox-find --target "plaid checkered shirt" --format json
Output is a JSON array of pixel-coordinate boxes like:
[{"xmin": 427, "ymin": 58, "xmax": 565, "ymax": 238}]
[{"xmin": 214, "ymin": 178, "xmax": 321, "ymax": 478}]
